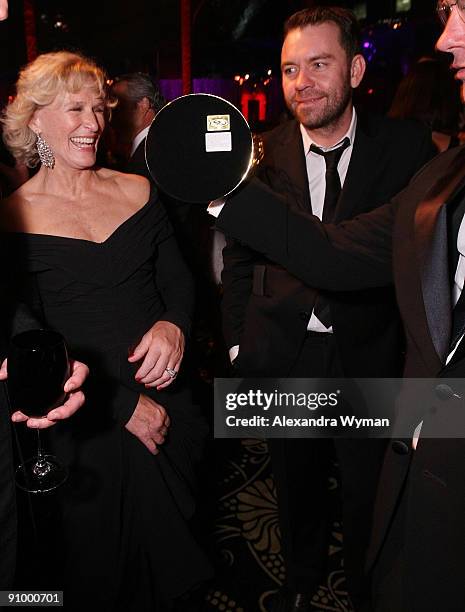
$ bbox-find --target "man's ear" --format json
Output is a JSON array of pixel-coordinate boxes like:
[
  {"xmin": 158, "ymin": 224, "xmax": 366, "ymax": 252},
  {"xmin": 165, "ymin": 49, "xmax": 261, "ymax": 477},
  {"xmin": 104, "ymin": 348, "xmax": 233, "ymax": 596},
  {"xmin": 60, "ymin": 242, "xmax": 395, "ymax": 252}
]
[
  {"xmin": 137, "ymin": 97, "xmax": 152, "ymax": 116},
  {"xmin": 350, "ymin": 54, "xmax": 366, "ymax": 89}
]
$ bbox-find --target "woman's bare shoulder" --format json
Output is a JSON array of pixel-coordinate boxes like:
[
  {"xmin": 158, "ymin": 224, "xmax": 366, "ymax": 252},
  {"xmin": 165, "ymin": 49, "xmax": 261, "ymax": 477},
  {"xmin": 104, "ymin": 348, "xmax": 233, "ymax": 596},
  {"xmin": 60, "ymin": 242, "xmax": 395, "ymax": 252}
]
[
  {"xmin": 99, "ymin": 168, "xmax": 151, "ymax": 205},
  {"xmin": 0, "ymin": 179, "xmax": 38, "ymax": 231}
]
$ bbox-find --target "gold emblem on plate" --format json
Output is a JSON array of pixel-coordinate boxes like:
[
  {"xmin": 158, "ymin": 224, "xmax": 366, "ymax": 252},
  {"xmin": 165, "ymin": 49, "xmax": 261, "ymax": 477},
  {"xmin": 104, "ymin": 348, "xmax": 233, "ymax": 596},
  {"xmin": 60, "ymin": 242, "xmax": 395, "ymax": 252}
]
[{"xmin": 207, "ymin": 114, "xmax": 230, "ymax": 131}]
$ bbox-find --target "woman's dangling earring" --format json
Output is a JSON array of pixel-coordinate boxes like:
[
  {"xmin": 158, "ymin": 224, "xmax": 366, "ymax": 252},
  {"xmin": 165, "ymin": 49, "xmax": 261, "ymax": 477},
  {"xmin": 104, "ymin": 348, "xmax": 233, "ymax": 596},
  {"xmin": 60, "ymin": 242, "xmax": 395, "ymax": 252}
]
[{"xmin": 36, "ymin": 133, "xmax": 55, "ymax": 169}]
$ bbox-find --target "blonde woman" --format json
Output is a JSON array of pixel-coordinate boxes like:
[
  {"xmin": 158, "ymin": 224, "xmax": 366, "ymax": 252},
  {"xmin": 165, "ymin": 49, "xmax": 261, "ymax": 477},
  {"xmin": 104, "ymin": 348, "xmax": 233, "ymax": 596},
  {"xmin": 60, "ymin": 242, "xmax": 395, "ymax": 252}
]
[{"xmin": 2, "ymin": 51, "xmax": 211, "ymax": 610}]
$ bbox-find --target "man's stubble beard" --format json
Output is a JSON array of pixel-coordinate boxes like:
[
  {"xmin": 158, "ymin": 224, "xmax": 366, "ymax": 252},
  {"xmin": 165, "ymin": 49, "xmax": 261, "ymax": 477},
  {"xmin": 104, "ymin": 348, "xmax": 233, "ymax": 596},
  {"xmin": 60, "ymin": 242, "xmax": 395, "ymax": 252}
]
[{"xmin": 290, "ymin": 79, "xmax": 352, "ymax": 131}]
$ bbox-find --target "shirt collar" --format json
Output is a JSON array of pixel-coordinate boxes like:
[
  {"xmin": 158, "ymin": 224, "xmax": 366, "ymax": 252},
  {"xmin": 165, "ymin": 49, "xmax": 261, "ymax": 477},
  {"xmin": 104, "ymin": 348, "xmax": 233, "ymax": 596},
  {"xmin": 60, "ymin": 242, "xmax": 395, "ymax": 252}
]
[
  {"xmin": 457, "ymin": 213, "xmax": 465, "ymax": 257},
  {"xmin": 131, "ymin": 125, "xmax": 151, "ymax": 157},
  {"xmin": 300, "ymin": 107, "xmax": 357, "ymax": 155}
]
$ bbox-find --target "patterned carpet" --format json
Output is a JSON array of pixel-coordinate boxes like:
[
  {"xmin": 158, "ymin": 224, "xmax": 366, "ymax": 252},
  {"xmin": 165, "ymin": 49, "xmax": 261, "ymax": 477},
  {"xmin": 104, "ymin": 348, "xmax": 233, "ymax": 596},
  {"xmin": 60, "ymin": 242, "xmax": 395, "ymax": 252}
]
[
  {"xmin": 190, "ymin": 289, "xmax": 353, "ymax": 612},
  {"xmin": 200, "ymin": 438, "xmax": 352, "ymax": 612}
]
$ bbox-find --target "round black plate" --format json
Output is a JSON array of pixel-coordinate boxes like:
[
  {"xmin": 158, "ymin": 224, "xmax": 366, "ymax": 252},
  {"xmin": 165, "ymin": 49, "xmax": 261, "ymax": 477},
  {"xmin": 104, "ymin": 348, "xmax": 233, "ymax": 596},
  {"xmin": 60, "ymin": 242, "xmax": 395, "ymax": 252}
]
[{"xmin": 145, "ymin": 94, "xmax": 253, "ymax": 203}]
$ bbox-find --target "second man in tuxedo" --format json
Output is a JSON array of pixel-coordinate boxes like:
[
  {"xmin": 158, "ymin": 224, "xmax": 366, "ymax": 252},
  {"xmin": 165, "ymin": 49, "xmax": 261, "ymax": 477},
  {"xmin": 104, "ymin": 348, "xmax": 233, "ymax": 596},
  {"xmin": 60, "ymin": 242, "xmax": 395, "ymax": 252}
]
[
  {"xmin": 110, "ymin": 72, "xmax": 166, "ymax": 175},
  {"xmin": 220, "ymin": 7, "xmax": 433, "ymax": 611}
]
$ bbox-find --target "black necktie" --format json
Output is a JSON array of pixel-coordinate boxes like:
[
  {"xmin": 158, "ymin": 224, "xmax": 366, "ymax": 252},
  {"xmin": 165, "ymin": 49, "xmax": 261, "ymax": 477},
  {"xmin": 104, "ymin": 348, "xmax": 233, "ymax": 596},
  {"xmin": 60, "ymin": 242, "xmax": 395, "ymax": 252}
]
[
  {"xmin": 310, "ymin": 137, "xmax": 350, "ymax": 222},
  {"xmin": 309, "ymin": 137, "xmax": 350, "ymax": 326}
]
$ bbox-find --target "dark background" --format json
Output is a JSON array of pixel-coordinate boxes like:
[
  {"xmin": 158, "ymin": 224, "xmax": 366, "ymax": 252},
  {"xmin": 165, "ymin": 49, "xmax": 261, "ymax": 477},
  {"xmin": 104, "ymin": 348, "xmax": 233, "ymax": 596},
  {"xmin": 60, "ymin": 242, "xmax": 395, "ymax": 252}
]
[{"xmin": 0, "ymin": 0, "xmax": 448, "ymax": 118}]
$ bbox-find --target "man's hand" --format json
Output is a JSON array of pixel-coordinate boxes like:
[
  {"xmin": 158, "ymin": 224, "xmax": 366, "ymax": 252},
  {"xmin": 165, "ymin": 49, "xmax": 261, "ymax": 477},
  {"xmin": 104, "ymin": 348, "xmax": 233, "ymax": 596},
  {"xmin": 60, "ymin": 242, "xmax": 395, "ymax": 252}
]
[
  {"xmin": 124, "ymin": 394, "xmax": 170, "ymax": 455},
  {"xmin": 128, "ymin": 321, "xmax": 184, "ymax": 389},
  {"xmin": 0, "ymin": 0, "xmax": 7, "ymax": 20},
  {"xmin": 0, "ymin": 358, "xmax": 89, "ymax": 429}
]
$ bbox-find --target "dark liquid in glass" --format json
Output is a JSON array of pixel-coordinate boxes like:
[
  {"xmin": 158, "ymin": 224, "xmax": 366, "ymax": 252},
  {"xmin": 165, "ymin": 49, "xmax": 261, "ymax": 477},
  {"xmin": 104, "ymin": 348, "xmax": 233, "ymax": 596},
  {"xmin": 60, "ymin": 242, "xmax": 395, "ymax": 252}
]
[
  {"xmin": 7, "ymin": 330, "xmax": 70, "ymax": 493},
  {"xmin": 8, "ymin": 330, "xmax": 69, "ymax": 417}
]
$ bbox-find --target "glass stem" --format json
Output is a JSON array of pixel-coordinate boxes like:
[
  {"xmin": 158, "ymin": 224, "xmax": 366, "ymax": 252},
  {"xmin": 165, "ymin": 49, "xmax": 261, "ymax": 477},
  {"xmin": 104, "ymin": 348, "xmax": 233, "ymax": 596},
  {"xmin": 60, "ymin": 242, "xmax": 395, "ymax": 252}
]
[
  {"xmin": 36, "ymin": 428, "xmax": 44, "ymax": 461},
  {"xmin": 33, "ymin": 429, "xmax": 50, "ymax": 477}
]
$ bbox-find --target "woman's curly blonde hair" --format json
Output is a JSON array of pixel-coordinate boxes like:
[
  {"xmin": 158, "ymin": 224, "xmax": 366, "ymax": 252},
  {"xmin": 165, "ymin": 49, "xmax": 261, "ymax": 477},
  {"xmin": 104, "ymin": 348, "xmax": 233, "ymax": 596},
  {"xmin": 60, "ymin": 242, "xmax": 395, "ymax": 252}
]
[{"xmin": 2, "ymin": 51, "xmax": 115, "ymax": 167}]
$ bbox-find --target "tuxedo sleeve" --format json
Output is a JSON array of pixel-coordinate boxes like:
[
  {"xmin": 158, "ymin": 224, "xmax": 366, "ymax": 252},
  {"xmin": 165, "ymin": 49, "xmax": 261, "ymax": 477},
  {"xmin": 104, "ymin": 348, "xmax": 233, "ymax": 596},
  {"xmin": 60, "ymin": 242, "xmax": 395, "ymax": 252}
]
[
  {"xmin": 221, "ymin": 237, "xmax": 257, "ymax": 350},
  {"xmin": 216, "ymin": 177, "xmax": 397, "ymax": 291}
]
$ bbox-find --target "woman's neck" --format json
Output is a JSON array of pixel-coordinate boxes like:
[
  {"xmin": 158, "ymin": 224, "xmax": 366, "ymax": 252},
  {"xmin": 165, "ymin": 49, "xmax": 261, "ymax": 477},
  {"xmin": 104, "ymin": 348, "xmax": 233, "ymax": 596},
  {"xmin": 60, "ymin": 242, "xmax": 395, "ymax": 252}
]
[{"xmin": 33, "ymin": 164, "xmax": 100, "ymax": 198}]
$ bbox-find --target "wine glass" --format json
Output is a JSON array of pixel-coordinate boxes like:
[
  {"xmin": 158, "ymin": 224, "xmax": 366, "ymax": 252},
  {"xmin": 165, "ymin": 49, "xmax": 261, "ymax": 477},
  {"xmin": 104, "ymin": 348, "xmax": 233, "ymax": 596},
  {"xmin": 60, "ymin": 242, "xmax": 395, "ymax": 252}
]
[{"xmin": 7, "ymin": 329, "xmax": 70, "ymax": 493}]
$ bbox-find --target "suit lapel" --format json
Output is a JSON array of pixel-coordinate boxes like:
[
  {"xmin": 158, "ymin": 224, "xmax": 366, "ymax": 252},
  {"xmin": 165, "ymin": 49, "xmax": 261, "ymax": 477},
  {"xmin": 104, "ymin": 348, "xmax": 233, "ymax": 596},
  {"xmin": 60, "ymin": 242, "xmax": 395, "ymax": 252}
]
[
  {"xmin": 267, "ymin": 121, "xmax": 311, "ymax": 212},
  {"xmin": 414, "ymin": 160, "xmax": 465, "ymax": 364},
  {"xmin": 126, "ymin": 140, "xmax": 151, "ymax": 180},
  {"xmin": 334, "ymin": 117, "xmax": 384, "ymax": 222},
  {"xmin": 415, "ymin": 203, "xmax": 451, "ymax": 363}
]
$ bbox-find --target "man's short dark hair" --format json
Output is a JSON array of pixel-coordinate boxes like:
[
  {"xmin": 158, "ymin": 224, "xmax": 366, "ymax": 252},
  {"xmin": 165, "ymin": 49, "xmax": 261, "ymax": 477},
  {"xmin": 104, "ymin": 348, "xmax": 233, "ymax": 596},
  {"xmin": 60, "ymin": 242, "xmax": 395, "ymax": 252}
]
[
  {"xmin": 283, "ymin": 6, "xmax": 361, "ymax": 59},
  {"xmin": 113, "ymin": 72, "xmax": 166, "ymax": 112}
]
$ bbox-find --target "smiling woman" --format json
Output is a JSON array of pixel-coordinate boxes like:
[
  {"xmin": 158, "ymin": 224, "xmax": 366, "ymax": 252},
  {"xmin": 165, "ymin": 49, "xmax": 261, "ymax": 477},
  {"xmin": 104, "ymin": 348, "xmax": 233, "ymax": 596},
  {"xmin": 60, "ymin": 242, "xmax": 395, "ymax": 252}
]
[
  {"xmin": 2, "ymin": 52, "xmax": 113, "ymax": 169},
  {"xmin": 0, "ymin": 51, "xmax": 211, "ymax": 609},
  {"xmin": 30, "ymin": 88, "xmax": 105, "ymax": 170}
]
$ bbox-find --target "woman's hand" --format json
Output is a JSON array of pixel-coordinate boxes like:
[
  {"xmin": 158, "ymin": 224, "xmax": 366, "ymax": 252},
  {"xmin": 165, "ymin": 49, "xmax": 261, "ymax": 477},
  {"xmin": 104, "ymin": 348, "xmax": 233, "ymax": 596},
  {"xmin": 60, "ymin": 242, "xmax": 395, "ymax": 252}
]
[
  {"xmin": 128, "ymin": 321, "xmax": 185, "ymax": 390},
  {"xmin": 1, "ymin": 358, "xmax": 89, "ymax": 429},
  {"xmin": 0, "ymin": 0, "xmax": 8, "ymax": 20},
  {"xmin": 124, "ymin": 394, "xmax": 170, "ymax": 455}
]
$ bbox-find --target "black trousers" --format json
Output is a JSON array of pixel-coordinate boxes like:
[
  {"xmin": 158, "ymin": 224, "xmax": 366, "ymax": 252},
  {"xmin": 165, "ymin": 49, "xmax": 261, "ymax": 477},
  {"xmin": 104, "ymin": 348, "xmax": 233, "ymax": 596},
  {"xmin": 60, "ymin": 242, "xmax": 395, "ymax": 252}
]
[
  {"xmin": 371, "ymin": 479, "xmax": 410, "ymax": 612},
  {"xmin": 268, "ymin": 333, "xmax": 386, "ymax": 610}
]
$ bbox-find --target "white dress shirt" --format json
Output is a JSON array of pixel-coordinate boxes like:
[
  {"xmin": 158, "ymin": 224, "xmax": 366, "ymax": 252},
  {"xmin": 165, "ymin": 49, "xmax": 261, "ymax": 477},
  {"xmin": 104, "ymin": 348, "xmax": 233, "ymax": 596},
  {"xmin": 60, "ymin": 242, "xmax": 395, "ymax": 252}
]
[
  {"xmin": 302, "ymin": 109, "xmax": 357, "ymax": 333},
  {"xmin": 130, "ymin": 126, "xmax": 150, "ymax": 157},
  {"xmin": 446, "ymin": 212, "xmax": 465, "ymax": 363}
]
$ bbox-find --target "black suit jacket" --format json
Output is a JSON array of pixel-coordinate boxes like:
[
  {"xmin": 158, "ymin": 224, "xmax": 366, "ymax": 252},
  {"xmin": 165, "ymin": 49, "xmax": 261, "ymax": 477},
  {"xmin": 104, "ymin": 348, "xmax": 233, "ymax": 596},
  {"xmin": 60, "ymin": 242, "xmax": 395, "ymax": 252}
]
[
  {"xmin": 126, "ymin": 140, "xmax": 151, "ymax": 182},
  {"xmin": 221, "ymin": 115, "xmax": 434, "ymax": 377},
  {"xmin": 216, "ymin": 144, "xmax": 465, "ymax": 611}
]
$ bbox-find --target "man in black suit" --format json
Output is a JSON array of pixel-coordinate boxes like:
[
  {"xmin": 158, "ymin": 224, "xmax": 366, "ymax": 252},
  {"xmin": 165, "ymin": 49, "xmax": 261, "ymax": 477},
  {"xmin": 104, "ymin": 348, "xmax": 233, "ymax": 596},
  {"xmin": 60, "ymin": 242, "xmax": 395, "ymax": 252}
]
[
  {"xmin": 111, "ymin": 72, "xmax": 166, "ymax": 177},
  {"xmin": 111, "ymin": 73, "xmax": 195, "ymax": 249},
  {"xmin": 213, "ymin": 3, "xmax": 465, "ymax": 610},
  {"xmin": 219, "ymin": 7, "xmax": 433, "ymax": 612}
]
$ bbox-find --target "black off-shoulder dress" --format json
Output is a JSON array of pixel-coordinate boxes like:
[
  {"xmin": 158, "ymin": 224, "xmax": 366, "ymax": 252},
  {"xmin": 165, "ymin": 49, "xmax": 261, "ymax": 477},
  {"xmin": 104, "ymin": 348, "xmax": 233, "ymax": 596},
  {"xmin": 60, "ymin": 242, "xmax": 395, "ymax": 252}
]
[{"xmin": 7, "ymin": 188, "xmax": 212, "ymax": 611}]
